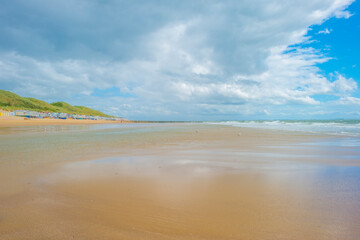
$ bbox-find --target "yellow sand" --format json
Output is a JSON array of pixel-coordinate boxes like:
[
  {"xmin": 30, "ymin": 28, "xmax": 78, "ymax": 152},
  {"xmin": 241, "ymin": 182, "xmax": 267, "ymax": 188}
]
[
  {"xmin": 0, "ymin": 116, "xmax": 130, "ymax": 127},
  {"xmin": 0, "ymin": 124, "xmax": 359, "ymax": 240}
]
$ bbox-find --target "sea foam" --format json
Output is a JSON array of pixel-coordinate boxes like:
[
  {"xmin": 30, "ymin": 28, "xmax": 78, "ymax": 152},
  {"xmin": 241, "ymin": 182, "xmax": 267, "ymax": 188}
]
[{"xmin": 209, "ymin": 120, "xmax": 360, "ymax": 137}]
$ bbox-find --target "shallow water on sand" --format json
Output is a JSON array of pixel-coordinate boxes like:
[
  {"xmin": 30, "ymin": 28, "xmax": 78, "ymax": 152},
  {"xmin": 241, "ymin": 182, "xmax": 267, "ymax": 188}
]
[{"xmin": 0, "ymin": 123, "xmax": 360, "ymax": 239}]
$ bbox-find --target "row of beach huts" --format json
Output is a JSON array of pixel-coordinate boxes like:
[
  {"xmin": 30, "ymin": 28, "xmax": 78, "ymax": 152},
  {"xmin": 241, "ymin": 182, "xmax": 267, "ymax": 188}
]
[{"xmin": 0, "ymin": 109, "xmax": 123, "ymax": 121}]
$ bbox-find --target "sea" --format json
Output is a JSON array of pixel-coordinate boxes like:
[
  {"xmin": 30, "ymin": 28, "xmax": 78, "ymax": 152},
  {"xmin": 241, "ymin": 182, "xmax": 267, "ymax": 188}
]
[{"xmin": 209, "ymin": 120, "xmax": 360, "ymax": 137}]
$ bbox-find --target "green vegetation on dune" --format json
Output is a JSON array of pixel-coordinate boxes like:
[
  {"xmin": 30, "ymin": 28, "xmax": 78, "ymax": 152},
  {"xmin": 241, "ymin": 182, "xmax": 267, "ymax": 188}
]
[
  {"xmin": 0, "ymin": 90, "xmax": 112, "ymax": 117},
  {"xmin": 25, "ymin": 98, "xmax": 61, "ymax": 112},
  {"xmin": 51, "ymin": 101, "xmax": 109, "ymax": 117},
  {"xmin": 0, "ymin": 90, "xmax": 44, "ymax": 110}
]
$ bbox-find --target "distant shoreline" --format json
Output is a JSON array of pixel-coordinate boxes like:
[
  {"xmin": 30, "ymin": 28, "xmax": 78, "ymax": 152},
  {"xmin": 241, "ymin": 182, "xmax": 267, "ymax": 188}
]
[{"xmin": 0, "ymin": 116, "xmax": 132, "ymax": 127}]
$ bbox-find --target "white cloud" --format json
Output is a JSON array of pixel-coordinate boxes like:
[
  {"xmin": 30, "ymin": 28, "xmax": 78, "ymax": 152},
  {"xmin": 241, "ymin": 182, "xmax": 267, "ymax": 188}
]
[
  {"xmin": 338, "ymin": 97, "xmax": 360, "ymax": 105},
  {"xmin": 0, "ymin": 0, "xmax": 357, "ymax": 120},
  {"xmin": 170, "ymin": 46, "xmax": 356, "ymax": 106},
  {"xmin": 318, "ymin": 28, "xmax": 332, "ymax": 34},
  {"xmin": 332, "ymin": 75, "xmax": 357, "ymax": 93}
]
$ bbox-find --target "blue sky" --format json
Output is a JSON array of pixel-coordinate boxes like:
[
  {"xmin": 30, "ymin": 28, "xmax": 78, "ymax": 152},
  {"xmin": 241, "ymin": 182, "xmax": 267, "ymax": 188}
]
[
  {"xmin": 0, "ymin": 0, "xmax": 359, "ymax": 120},
  {"xmin": 308, "ymin": 0, "xmax": 360, "ymax": 97}
]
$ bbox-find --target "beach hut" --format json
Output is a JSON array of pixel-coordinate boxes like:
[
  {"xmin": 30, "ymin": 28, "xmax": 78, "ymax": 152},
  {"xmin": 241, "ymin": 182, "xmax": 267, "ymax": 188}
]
[
  {"xmin": 14, "ymin": 110, "xmax": 28, "ymax": 117},
  {"xmin": 58, "ymin": 112, "xmax": 68, "ymax": 119},
  {"xmin": 0, "ymin": 110, "xmax": 11, "ymax": 117}
]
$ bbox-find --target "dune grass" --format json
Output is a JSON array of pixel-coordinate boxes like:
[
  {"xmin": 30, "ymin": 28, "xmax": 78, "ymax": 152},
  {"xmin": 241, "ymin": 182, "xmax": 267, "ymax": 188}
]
[{"xmin": 0, "ymin": 90, "xmax": 112, "ymax": 117}]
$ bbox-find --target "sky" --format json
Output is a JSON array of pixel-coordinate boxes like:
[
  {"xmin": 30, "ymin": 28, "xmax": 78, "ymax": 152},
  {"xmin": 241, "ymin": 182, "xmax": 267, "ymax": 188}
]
[{"xmin": 0, "ymin": 0, "xmax": 359, "ymax": 121}]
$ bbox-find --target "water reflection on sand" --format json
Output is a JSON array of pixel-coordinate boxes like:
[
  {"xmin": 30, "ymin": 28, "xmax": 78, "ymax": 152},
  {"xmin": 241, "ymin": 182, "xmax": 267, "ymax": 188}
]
[{"xmin": 0, "ymin": 123, "xmax": 360, "ymax": 239}]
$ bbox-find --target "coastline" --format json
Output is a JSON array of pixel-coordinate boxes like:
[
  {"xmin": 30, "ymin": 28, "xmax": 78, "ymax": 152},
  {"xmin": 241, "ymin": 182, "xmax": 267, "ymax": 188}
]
[{"xmin": 0, "ymin": 116, "xmax": 132, "ymax": 127}]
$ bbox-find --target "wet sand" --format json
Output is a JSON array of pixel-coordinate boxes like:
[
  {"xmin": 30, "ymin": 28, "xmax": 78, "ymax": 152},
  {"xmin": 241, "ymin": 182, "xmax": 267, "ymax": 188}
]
[{"xmin": 0, "ymin": 124, "xmax": 359, "ymax": 239}]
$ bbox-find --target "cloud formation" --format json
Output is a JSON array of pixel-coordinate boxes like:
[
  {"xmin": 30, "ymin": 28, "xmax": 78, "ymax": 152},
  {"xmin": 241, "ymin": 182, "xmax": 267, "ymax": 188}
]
[{"xmin": 0, "ymin": 0, "xmax": 358, "ymax": 120}]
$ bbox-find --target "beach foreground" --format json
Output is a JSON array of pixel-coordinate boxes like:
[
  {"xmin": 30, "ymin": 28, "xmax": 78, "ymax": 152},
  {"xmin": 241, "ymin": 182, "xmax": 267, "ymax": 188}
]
[{"xmin": 0, "ymin": 123, "xmax": 359, "ymax": 239}]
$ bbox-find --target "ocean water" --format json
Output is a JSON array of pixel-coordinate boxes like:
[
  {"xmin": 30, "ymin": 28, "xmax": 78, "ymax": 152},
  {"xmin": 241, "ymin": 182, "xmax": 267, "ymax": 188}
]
[{"xmin": 209, "ymin": 120, "xmax": 360, "ymax": 137}]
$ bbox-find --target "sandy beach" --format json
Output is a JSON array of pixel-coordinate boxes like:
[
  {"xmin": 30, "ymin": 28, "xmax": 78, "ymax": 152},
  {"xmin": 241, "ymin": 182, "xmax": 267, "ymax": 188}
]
[
  {"xmin": 1, "ymin": 123, "xmax": 359, "ymax": 239},
  {"xmin": 0, "ymin": 116, "xmax": 130, "ymax": 127}
]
